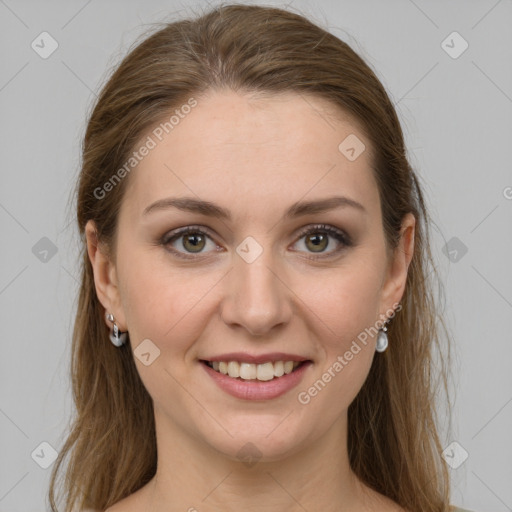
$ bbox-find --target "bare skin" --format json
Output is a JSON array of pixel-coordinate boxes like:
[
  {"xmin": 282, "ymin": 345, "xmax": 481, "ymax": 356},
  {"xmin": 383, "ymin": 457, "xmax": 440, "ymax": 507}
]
[{"xmin": 88, "ymin": 89, "xmax": 415, "ymax": 512}]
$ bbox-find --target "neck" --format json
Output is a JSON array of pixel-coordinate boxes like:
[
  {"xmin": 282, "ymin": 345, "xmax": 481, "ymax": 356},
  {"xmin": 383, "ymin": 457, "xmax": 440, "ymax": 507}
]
[{"xmin": 143, "ymin": 408, "xmax": 376, "ymax": 512}]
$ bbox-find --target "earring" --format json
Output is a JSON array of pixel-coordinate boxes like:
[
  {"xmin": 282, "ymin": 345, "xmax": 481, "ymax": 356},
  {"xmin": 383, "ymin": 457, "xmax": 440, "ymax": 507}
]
[
  {"xmin": 106, "ymin": 312, "xmax": 127, "ymax": 347},
  {"xmin": 375, "ymin": 325, "xmax": 388, "ymax": 353}
]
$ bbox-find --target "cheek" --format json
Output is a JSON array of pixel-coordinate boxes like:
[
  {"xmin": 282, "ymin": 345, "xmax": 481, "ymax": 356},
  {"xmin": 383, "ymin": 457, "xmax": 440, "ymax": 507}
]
[
  {"xmin": 300, "ymin": 258, "xmax": 385, "ymax": 352},
  {"xmin": 293, "ymin": 265, "xmax": 381, "ymax": 421},
  {"xmin": 117, "ymin": 223, "xmax": 387, "ymax": 351},
  {"xmin": 117, "ymin": 249, "xmax": 220, "ymax": 351}
]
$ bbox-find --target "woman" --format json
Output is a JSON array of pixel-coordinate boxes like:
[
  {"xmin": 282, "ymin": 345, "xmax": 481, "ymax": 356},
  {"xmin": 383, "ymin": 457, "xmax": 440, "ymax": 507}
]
[{"xmin": 49, "ymin": 4, "xmax": 471, "ymax": 512}]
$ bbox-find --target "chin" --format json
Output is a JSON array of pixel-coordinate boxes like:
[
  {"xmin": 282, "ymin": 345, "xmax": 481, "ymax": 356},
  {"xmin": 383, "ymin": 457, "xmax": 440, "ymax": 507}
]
[{"xmin": 198, "ymin": 415, "xmax": 312, "ymax": 465}]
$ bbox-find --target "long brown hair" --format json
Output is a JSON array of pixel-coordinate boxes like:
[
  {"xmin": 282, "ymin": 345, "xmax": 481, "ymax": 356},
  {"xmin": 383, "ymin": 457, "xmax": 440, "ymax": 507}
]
[{"xmin": 49, "ymin": 4, "xmax": 453, "ymax": 511}]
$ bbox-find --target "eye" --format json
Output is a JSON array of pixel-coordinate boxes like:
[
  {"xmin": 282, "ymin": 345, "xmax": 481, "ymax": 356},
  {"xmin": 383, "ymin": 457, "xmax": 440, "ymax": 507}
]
[
  {"xmin": 161, "ymin": 223, "xmax": 352, "ymax": 260},
  {"xmin": 161, "ymin": 225, "xmax": 221, "ymax": 260},
  {"xmin": 291, "ymin": 224, "xmax": 351, "ymax": 259}
]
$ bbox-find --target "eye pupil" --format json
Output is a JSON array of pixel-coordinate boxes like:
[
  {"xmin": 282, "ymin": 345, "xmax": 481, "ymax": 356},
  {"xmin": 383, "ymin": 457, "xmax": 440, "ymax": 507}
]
[
  {"xmin": 306, "ymin": 233, "xmax": 328, "ymax": 252},
  {"xmin": 183, "ymin": 233, "xmax": 205, "ymax": 252}
]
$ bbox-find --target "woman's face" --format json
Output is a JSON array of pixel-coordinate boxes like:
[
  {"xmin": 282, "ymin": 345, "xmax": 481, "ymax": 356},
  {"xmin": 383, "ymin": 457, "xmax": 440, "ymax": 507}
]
[{"xmin": 88, "ymin": 89, "xmax": 413, "ymax": 463}]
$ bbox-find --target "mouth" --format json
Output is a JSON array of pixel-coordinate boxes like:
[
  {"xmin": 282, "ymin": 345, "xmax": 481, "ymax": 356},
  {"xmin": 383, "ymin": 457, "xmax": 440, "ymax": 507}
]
[
  {"xmin": 200, "ymin": 357, "xmax": 313, "ymax": 400},
  {"xmin": 200, "ymin": 359, "xmax": 308, "ymax": 382}
]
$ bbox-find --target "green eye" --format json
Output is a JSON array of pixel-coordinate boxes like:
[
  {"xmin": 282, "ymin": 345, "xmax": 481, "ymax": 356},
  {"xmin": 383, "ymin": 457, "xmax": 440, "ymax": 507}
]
[
  {"xmin": 292, "ymin": 224, "xmax": 351, "ymax": 259},
  {"xmin": 162, "ymin": 226, "xmax": 218, "ymax": 259},
  {"xmin": 161, "ymin": 223, "xmax": 351, "ymax": 260}
]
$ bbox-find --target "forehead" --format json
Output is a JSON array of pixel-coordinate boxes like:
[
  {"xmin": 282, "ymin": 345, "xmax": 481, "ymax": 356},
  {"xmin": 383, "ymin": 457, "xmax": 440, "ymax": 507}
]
[{"xmin": 121, "ymin": 89, "xmax": 379, "ymax": 220}]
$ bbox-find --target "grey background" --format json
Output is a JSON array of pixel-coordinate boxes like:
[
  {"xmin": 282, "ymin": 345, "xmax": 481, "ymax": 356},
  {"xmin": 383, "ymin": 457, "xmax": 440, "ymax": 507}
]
[{"xmin": 0, "ymin": 0, "xmax": 511, "ymax": 511}]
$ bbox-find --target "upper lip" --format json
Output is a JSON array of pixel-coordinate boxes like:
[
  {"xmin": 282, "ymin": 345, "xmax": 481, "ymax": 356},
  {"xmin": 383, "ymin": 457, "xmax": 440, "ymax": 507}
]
[{"xmin": 201, "ymin": 352, "xmax": 310, "ymax": 364}]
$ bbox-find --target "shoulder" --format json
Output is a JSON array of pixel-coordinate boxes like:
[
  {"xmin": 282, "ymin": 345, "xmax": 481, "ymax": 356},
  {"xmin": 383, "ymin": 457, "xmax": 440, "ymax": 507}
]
[{"xmin": 100, "ymin": 492, "xmax": 143, "ymax": 512}]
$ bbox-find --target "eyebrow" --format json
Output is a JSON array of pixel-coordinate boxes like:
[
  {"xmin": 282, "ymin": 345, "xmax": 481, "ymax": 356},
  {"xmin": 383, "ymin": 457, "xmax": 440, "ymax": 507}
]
[{"xmin": 142, "ymin": 195, "xmax": 366, "ymax": 220}]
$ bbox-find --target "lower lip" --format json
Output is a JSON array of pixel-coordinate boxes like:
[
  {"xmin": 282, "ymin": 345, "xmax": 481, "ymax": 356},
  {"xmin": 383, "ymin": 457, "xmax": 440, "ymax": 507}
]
[{"xmin": 201, "ymin": 361, "xmax": 312, "ymax": 401}]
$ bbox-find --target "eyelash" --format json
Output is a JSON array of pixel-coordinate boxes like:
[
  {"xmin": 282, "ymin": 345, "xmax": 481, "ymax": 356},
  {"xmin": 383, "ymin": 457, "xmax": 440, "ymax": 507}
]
[{"xmin": 160, "ymin": 224, "xmax": 352, "ymax": 261}]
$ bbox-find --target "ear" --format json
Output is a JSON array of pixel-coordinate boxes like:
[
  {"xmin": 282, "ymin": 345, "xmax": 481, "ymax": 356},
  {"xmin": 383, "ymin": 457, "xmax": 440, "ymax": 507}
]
[
  {"xmin": 378, "ymin": 212, "xmax": 415, "ymax": 315},
  {"xmin": 85, "ymin": 220, "xmax": 126, "ymax": 330}
]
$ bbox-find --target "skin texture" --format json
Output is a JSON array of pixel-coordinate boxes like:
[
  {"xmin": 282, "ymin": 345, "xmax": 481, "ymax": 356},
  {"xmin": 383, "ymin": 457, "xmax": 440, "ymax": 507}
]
[{"xmin": 87, "ymin": 89, "xmax": 415, "ymax": 512}]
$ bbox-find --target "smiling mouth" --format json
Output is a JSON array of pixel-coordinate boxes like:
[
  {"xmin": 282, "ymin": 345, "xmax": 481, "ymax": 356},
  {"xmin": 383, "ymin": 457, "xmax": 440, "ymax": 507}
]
[{"xmin": 201, "ymin": 360, "xmax": 308, "ymax": 381}]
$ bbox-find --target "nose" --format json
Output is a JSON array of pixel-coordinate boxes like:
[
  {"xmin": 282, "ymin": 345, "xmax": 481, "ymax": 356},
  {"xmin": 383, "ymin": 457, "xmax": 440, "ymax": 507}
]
[{"xmin": 220, "ymin": 247, "xmax": 293, "ymax": 337}]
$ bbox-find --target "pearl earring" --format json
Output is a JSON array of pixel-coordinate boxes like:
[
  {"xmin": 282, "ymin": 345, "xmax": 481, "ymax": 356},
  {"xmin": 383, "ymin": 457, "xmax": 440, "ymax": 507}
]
[
  {"xmin": 106, "ymin": 312, "xmax": 127, "ymax": 347},
  {"xmin": 375, "ymin": 325, "xmax": 388, "ymax": 353}
]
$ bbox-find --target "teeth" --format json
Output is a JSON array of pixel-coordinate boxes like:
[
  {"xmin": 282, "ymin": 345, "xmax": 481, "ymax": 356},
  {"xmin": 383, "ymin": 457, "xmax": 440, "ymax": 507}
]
[
  {"xmin": 257, "ymin": 362, "xmax": 274, "ymax": 381},
  {"xmin": 273, "ymin": 361, "xmax": 284, "ymax": 377},
  {"xmin": 284, "ymin": 361, "xmax": 294, "ymax": 374},
  {"xmin": 227, "ymin": 361, "xmax": 240, "ymax": 378},
  {"xmin": 207, "ymin": 360, "xmax": 302, "ymax": 381},
  {"xmin": 240, "ymin": 363, "xmax": 257, "ymax": 380}
]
